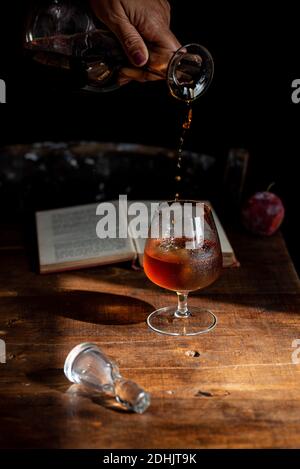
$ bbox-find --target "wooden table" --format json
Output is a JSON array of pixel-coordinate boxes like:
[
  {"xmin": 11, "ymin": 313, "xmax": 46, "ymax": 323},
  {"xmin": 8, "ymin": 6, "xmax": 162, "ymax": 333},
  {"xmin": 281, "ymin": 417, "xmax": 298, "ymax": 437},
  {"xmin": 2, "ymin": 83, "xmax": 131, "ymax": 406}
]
[{"xmin": 0, "ymin": 226, "xmax": 300, "ymax": 449}]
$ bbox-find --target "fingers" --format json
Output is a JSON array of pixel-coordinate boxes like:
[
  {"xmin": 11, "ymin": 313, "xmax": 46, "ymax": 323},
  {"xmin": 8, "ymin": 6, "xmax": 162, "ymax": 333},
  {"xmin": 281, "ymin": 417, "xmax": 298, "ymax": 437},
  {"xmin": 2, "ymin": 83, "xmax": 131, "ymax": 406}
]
[
  {"xmin": 89, "ymin": 0, "xmax": 149, "ymax": 67},
  {"xmin": 89, "ymin": 0, "xmax": 182, "ymax": 80},
  {"xmin": 113, "ymin": 20, "xmax": 149, "ymax": 67},
  {"xmin": 156, "ymin": 28, "xmax": 182, "ymax": 53},
  {"xmin": 119, "ymin": 67, "xmax": 161, "ymax": 83},
  {"xmin": 118, "ymin": 76, "xmax": 132, "ymax": 87}
]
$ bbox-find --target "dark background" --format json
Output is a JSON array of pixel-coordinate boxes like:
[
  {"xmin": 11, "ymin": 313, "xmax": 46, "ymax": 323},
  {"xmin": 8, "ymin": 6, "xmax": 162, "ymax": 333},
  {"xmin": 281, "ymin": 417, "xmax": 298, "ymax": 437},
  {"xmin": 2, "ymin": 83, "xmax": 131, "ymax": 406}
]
[{"xmin": 0, "ymin": 1, "xmax": 299, "ymax": 271}]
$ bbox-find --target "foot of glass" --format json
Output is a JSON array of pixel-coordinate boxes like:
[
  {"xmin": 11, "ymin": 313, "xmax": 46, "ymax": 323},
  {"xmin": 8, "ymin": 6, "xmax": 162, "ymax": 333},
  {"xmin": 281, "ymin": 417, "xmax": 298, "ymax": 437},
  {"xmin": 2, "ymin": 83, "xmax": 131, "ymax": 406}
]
[{"xmin": 147, "ymin": 306, "xmax": 217, "ymax": 336}]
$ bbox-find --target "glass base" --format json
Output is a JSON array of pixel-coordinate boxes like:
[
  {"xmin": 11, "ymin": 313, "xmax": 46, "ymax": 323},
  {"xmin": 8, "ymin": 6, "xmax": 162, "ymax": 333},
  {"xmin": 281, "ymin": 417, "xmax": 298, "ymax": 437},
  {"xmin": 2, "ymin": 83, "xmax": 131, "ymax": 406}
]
[{"xmin": 147, "ymin": 306, "xmax": 217, "ymax": 336}]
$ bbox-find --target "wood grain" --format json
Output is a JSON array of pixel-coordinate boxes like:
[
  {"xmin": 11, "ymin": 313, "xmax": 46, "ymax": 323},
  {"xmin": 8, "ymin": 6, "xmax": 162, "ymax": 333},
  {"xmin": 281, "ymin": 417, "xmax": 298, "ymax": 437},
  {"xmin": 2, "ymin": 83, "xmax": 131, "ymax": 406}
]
[{"xmin": 0, "ymin": 227, "xmax": 300, "ymax": 448}]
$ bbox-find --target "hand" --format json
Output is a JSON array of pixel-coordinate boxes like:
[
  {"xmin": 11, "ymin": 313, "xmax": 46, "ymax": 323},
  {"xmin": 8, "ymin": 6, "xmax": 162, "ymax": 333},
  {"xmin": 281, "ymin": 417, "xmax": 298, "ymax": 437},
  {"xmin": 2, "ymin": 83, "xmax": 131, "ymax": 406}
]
[{"xmin": 89, "ymin": 0, "xmax": 181, "ymax": 84}]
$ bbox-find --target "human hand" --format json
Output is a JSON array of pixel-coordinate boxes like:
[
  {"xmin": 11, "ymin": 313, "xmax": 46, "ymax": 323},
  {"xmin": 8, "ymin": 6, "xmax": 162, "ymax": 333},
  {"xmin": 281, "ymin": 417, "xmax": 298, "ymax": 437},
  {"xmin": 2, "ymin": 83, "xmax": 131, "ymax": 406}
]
[{"xmin": 89, "ymin": 0, "xmax": 181, "ymax": 84}]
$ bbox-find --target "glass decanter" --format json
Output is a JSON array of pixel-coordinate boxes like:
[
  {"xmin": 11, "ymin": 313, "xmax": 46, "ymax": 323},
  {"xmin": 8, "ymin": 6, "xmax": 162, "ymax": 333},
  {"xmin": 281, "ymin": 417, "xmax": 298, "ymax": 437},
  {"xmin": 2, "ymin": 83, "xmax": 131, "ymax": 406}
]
[{"xmin": 24, "ymin": 0, "xmax": 214, "ymax": 99}]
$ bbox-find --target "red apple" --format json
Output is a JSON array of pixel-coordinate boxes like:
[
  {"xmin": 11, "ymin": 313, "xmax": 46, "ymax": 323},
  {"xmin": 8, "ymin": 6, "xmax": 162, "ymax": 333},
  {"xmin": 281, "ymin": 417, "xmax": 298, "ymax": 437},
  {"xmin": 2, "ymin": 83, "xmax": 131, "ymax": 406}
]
[{"xmin": 242, "ymin": 191, "xmax": 285, "ymax": 236}]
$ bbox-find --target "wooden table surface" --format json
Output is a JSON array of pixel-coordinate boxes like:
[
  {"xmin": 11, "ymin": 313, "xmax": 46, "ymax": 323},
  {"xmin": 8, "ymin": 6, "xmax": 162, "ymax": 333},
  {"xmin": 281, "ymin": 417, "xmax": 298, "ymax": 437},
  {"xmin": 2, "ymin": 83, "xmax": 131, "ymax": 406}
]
[{"xmin": 0, "ymin": 226, "xmax": 300, "ymax": 449}]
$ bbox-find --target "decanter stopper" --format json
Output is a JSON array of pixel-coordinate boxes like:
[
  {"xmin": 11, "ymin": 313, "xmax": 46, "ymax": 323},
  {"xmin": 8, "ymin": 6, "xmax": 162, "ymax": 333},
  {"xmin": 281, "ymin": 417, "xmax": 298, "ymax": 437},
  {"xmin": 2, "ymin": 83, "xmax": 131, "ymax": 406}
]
[{"xmin": 64, "ymin": 343, "xmax": 150, "ymax": 414}]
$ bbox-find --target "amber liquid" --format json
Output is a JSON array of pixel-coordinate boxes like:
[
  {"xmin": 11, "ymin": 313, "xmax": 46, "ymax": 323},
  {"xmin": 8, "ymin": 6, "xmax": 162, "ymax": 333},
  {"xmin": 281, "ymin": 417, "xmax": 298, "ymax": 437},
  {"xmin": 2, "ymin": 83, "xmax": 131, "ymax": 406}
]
[
  {"xmin": 174, "ymin": 104, "xmax": 193, "ymax": 201},
  {"xmin": 24, "ymin": 31, "xmax": 125, "ymax": 90},
  {"xmin": 144, "ymin": 237, "xmax": 222, "ymax": 292}
]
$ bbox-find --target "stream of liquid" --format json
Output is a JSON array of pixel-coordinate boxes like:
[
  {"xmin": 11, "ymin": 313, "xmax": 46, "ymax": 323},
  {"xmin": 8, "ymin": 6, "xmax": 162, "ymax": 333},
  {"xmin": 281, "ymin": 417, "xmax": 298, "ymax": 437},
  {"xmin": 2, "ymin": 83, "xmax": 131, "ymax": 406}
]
[{"xmin": 174, "ymin": 104, "xmax": 193, "ymax": 201}]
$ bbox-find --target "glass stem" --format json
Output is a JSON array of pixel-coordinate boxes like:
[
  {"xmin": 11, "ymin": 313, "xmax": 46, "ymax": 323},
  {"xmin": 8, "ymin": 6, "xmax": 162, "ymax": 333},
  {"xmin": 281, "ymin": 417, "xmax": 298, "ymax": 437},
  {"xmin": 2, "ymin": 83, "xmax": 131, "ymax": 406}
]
[{"xmin": 175, "ymin": 292, "xmax": 190, "ymax": 318}]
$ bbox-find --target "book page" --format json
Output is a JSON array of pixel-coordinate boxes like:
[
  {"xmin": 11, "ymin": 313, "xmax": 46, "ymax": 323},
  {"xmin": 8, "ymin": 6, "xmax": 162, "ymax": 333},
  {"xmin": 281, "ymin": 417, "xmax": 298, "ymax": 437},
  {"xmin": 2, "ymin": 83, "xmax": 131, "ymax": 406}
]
[
  {"xmin": 36, "ymin": 199, "xmax": 238, "ymax": 273},
  {"xmin": 208, "ymin": 207, "xmax": 238, "ymax": 267},
  {"xmin": 36, "ymin": 202, "xmax": 135, "ymax": 271}
]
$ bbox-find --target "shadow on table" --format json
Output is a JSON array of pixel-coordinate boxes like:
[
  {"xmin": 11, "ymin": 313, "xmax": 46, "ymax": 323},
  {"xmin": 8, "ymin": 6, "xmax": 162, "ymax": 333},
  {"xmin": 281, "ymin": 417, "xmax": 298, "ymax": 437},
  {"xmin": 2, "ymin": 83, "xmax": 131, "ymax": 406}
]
[
  {"xmin": 66, "ymin": 384, "xmax": 130, "ymax": 413},
  {"xmin": 27, "ymin": 368, "xmax": 132, "ymax": 414},
  {"xmin": 72, "ymin": 267, "xmax": 300, "ymax": 315},
  {"xmin": 20, "ymin": 290, "xmax": 154, "ymax": 326}
]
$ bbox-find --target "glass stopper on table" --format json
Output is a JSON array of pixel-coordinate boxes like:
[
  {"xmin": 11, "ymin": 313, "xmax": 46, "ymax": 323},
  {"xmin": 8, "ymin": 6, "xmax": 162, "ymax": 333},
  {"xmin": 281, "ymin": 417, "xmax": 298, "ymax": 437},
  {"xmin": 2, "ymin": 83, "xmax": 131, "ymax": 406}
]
[{"xmin": 64, "ymin": 343, "xmax": 150, "ymax": 414}]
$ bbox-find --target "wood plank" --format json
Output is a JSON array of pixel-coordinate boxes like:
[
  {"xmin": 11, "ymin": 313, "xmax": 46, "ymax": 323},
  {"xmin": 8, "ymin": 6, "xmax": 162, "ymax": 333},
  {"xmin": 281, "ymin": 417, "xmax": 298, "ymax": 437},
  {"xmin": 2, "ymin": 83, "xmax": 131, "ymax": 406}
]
[{"xmin": 0, "ymin": 226, "xmax": 300, "ymax": 448}]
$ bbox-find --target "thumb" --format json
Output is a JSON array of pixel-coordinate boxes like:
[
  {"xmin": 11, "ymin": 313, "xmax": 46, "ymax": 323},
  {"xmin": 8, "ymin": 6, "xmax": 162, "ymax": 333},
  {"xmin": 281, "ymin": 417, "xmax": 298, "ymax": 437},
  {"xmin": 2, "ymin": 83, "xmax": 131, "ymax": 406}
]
[{"xmin": 113, "ymin": 20, "xmax": 149, "ymax": 67}]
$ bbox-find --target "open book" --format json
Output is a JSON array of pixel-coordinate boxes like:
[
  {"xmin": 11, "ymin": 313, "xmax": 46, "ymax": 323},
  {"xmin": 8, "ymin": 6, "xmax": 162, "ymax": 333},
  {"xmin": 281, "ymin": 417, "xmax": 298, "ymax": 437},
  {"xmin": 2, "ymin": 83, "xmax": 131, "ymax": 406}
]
[{"xmin": 36, "ymin": 200, "xmax": 239, "ymax": 274}]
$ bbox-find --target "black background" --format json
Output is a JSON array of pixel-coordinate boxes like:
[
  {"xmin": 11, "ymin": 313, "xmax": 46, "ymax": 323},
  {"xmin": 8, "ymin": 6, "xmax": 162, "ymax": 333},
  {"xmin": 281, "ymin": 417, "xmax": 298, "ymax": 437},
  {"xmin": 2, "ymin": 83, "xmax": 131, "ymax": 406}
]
[{"xmin": 0, "ymin": 0, "xmax": 299, "ymax": 271}]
